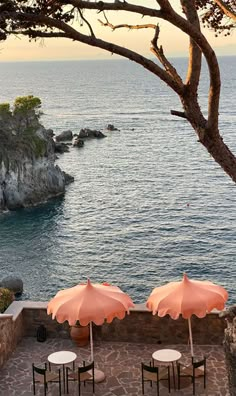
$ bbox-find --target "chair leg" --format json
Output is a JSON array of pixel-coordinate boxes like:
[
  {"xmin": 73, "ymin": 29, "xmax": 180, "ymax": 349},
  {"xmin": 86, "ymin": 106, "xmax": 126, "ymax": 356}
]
[
  {"xmin": 142, "ymin": 378, "xmax": 144, "ymax": 394},
  {"xmin": 193, "ymin": 376, "xmax": 195, "ymax": 395},
  {"xmin": 168, "ymin": 367, "xmax": 171, "ymax": 393},
  {"xmin": 33, "ymin": 381, "xmax": 36, "ymax": 395},
  {"xmin": 177, "ymin": 372, "xmax": 180, "ymax": 390},
  {"xmin": 66, "ymin": 368, "xmax": 69, "ymax": 394},
  {"xmin": 59, "ymin": 371, "xmax": 62, "ymax": 396},
  {"xmin": 156, "ymin": 380, "xmax": 159, "ymax": 396}
]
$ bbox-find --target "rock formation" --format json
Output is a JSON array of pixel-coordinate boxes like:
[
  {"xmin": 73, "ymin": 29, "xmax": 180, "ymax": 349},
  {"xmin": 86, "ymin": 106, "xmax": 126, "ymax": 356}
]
[
  {"xmin": 107, "ymin": 124, "xmax": 119, "ymax": 131},
  {"xmin": 55, "ymin": 130, "xmax": 73, "ymax": 141},
  {"xmin": 0, "ymin": 96, "xmax": 73, "ymax": 211},
  {"xmin": 78, "ymin": 128, "xmax": 106, "ymax": 139},
  {"xmin": 54, "ymin": 142, "xmax": 70, "ymax": 153},
  {"xmin": 72, "ymin": 135, "xmax": 84, "ymax": 148}
]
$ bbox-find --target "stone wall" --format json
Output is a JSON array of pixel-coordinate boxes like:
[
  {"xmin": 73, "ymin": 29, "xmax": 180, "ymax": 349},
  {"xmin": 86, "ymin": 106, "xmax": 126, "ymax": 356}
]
[
  {"xmin": 11, "ymin": 304, "xmax": 226, "ymax": 346},
  {"xmin": 23, "ymin": 307, "xmax": 69, "ymax": 338},
  {"xmin": 0, "ymin": 301, "xmax": 227, "ymax": 369},
  {"xmin": 93, "ymin": 309, "xmax": 226, "ymax": 345},
  {"xmin": 224, "ymin": 318, "xmax": 236, "ymax": 396},
  {"xmin": 0, "ymin": 314, "xmax": 24, "ymax": 367}
]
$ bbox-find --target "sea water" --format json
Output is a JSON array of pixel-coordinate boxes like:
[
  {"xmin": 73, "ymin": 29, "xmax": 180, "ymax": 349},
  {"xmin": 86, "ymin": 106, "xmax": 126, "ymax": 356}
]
[{"xmin": 0, "ymin": 57, "xmax": 235, "ymax": 304}]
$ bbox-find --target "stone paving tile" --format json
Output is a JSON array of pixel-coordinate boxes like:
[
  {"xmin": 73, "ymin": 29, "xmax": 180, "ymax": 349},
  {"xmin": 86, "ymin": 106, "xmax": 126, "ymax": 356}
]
[{"xmin": 0, "ymin": 337, "xmax": 229, "ymax": 396}]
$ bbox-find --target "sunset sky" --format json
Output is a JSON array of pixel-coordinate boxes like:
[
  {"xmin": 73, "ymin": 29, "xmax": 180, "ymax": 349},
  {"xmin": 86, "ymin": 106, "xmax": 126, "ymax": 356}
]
[{"xmin": 1, "ymin": 3, "xmax": 235, "ymax": 62}]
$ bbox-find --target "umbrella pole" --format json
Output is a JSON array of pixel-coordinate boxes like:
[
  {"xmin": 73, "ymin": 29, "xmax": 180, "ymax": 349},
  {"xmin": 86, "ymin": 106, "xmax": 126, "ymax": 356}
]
[
  {"xmin": 188, "ymin": 317, "xmax": 194, "ymax": 357},
  {"xmin": 90, "ymin": 322, "xmax": 94, "ymax": 362}
]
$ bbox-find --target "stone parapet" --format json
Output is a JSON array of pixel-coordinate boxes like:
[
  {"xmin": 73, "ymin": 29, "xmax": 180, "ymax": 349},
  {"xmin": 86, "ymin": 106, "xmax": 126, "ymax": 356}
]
[
  {"xmin": 0, "ymin": 301, "xmax": 227, "ymax": 369},
  {"xmin": 0, "ymin": 313, "xmax": 24, "ymax": 367}
]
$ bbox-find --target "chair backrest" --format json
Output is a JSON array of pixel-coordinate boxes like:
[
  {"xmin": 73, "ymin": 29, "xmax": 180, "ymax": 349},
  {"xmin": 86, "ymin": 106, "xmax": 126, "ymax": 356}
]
[
  {"xmin": 142, "ymin": 363, "xmax": 158, "ymax": 374},
  {"xmin": 32, "ymin": 363, "xmax": 47, "ymax": 376},
  {"xmin": 192, "ymin": 357, "xmax": 206, "ymax": 370},
  {"xmin": 79, "ymin": 361, "xmax": 94, "ymax": 374}
]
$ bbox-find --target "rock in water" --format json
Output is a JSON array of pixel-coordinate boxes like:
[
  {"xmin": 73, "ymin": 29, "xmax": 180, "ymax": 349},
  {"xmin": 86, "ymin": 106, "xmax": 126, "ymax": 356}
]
[
  {"xmin": 56, "ymin": 130, "xmax": 73, "ymax": 141},
  {"xmin": 78, "ymin": 128, "xmax": 106, "ymax": 139},
  {"xmin": 0, "ymin": 276, "xmax": 23, "ymax": 296}
]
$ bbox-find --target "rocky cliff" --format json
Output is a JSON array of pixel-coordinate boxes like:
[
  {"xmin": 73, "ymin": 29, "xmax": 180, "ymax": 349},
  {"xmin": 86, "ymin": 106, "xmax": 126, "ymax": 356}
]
[{"xmin": 0, "ymin": 97, "xmax": 73, "ymax": 211}]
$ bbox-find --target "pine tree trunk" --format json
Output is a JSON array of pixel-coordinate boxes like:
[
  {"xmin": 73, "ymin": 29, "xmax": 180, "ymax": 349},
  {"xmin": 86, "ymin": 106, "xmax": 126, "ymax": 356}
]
[{"xmin": 196, "ymin": 126, "xmax": 236, "ymax": 183}]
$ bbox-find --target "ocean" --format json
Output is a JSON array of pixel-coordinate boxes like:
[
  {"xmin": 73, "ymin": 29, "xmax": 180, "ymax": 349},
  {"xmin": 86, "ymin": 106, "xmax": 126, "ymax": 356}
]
[{"xmin": 0, "ymin": 56, "xmax": 235, "ymax": 305}]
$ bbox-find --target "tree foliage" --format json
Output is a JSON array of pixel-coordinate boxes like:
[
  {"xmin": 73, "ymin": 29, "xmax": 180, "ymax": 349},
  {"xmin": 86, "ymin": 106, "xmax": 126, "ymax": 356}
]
[
  {"xmin": 0, "ymin": 102, "xmax": 11, "ymax": 116},
  {"xmin": 0, "ymin": 96, "xmax": 41, "ymax": 116},
  {"xmin": 0, "ymin": 287, "xmax": 14, "ymax": 313},
  {"xmin": 0, "ymin": 1, "xmax": 236, "ymax": 182},
  {"xmin": 13, "ymin": 95, "xmax": 41, "ymax": 117},
  {"xmin": 197, "ymin": 0, "xmax": 236, "ymax": 33}
]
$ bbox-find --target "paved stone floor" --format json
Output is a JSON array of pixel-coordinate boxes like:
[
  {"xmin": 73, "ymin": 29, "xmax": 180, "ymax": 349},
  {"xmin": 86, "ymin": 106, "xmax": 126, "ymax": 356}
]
[{"xmin": 0, "ymin": 337, "xmax": 229, "ymax": 396}]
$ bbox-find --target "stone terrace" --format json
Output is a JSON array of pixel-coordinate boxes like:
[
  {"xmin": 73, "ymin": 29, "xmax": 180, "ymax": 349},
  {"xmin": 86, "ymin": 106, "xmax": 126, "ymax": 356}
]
[{"xmin": 0, "ymin": 337, "xmax": 229, "ymax": 396}]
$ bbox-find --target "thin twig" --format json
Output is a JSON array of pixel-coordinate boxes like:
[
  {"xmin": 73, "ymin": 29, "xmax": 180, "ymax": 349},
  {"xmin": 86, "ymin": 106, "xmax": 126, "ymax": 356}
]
[{"xmin": 78, "ymin": 8, "xmax": 95, "ymax": 37}]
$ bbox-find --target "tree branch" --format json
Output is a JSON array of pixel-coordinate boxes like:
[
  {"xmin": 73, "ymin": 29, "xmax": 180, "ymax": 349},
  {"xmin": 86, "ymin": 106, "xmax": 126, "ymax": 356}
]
[
  {"xmin": 213, "ymin": 0, "xmax": 236, "ymax": 22},
  {"xmin": 150, "ymin": 25, "xmax": 183, "ymax": 86},
  {"xmin": 171, "ymin": 109, "xmax": 187, "ymax": 119},
  {"xmin": 98, "ymin": 19, "xmax": 156, "ymax": 31},
  {"xmin": 97, "ymin": 13, "xmax": 183, "ymax": 89},
  {"xmin": 8, "ymin": 11, "xmax": 184, "ymax": 96},
  {"xmin": 157, "ymin": 4, "xmax": 220, "ymax": 131},
  {"xmin": 3, "ymin": 0, "xmax": 222, "ymax": 131},
  {"xmin": 77, "ymin": 8, "xmax": 95, "ymax": 37},
  {"xmin": 69, "ymin": 0, "xmax": 163, "ymax": 17},
  {"xmin": 69, "ymin": 0, "xmax": 220, "ymax": 130},
  {"xmin": 181, "ymin": 0, "xmax": 202, "ymax": 94}
]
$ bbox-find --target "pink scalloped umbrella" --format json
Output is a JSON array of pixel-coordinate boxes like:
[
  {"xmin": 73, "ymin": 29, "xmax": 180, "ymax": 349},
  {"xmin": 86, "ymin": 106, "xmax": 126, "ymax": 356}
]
[
  {"xmin": 146, "ymin": 273, "xmax": 228, "ymax": 356},
  {"xmin": 47, "ymin": 279, "xmax": 134, "ymax": 361}
]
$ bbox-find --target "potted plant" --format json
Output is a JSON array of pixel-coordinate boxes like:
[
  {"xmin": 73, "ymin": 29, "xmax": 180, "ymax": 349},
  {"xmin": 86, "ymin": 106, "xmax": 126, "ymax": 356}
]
[{"xmin": 70, "ymin": 321, "xmax": 90, "ymax": 347}]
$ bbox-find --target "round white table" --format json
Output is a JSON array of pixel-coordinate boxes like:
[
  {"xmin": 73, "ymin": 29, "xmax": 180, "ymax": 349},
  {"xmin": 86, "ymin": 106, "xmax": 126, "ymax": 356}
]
[
  {"xmin": 48, "ymin": 350, "xmax": 77, "ymax": 393},
  {"xmin": 152, "ymin": 349, "xmax": 182, "ymax": 389}
]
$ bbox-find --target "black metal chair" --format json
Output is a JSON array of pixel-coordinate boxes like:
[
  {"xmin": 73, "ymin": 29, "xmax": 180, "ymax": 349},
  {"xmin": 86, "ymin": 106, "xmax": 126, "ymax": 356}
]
[
  {"xmin": 66, "ymin": 360, "xmax": 95, "ymax": 395},
  {"xmin": 177, "ymin": 356, "xmax": 207, "ymax": 395},
  {"xmin": 32, "ymin": 363, "xmax": 61, "ymax": 396},
  {"xmin": 141, "ymin": 362, "xmax": 171, "ymax": 395}
]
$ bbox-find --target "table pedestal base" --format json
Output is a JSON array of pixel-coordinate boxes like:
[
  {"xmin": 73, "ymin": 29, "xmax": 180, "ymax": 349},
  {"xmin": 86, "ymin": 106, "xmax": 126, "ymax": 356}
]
[{"xmin": 88, "ymin": 368, "xmax": 105, "ymax": 383}]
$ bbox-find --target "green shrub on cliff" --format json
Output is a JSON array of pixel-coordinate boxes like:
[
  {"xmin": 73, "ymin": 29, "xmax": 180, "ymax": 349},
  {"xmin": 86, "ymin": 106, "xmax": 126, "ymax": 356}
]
[
  {"xmin": 0, "ymin": 103, "xmax": 11, "ymax": 116},
  {"xmin": 0, "ymin": 288, "xmax": 14, "ymax": 313},
  {"xmin": 0, "ymin": 95, "xmax": 47, "ymax": 158},
  {"xmin": 0, "ymin": 96, "xmax": 42, "ymax": 119},
  {"xmin": 13, "ymin": 95, "xmax": 42, "ymax": 130},
  {"xmin": 13, "ymin": 95, "xmax": 42, "ymax": 117}
]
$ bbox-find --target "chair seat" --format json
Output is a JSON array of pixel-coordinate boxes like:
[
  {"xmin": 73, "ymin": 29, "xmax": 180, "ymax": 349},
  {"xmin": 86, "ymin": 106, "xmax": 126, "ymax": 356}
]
[
  {"xmin": 144, "ymin": 371, "xmax": 158, "ymax": 382},
  {"xmin": 67, "ymin": 372, "xmax": 78, "ymax": 380},
  {"xmin": 68, "ymin": 371, "xmax": 92, "ymax": 381},
  {"xmin": 35, "ymin": 371, "xmax": 59, "ymax": 383},
  {"xmin": 180, "ymin": 365, "xmax": 204, "ymax": 377},
  {"xmin": 80, "ymin": 372, "xmax": 93, "ymax": 381},
  {"xmin": 159, "ymin": 367, "xmax": 169, "ymax": 380}
]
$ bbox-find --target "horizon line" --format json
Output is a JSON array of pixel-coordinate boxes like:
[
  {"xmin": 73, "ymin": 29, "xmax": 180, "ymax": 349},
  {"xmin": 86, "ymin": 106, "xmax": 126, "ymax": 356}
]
[{"xmin": 1, "ymin": 54, "xmax": 236, "ymax": 63}]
